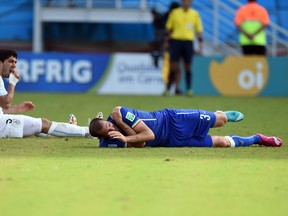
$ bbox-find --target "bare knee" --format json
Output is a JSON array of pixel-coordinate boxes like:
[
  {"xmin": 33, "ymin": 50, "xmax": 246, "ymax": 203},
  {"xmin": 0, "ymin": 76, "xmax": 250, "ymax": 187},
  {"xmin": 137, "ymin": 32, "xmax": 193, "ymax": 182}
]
[
  {"xmin": 212, "ymin": 136, "xmax": 231, "ymax": 147},
  {"xmin": 213, "ymin": 112, "xmax": 228, "ymax": 128},
  {"xmin": 41, "ymin": 118, "xmax": 52, "ymax": 133}
]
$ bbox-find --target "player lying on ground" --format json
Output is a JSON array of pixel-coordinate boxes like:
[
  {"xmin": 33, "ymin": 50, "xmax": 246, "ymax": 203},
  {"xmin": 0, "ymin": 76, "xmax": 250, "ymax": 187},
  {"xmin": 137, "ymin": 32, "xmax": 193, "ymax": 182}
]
[
  {"xmin": 89, "ymin": 106, "xmax": 282, "ymax": 148},
  {"xmin": 0, "ymin": 49, "xmax": 90, "ymax": 138}
]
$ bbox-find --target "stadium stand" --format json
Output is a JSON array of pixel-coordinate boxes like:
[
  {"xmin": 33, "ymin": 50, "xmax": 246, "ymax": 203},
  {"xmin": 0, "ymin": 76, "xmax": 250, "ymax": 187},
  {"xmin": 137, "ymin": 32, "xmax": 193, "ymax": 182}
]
[{"xmin": 0, "ymin": 0, "xmax": 287, "ymax": 55}]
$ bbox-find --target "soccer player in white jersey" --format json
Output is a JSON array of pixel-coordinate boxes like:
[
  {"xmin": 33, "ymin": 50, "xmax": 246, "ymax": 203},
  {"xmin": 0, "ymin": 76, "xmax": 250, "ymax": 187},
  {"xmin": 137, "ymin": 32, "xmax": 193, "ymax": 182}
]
[{"xmin": 0, "ymin": 49, "xmax": 89, "ymax": 138}]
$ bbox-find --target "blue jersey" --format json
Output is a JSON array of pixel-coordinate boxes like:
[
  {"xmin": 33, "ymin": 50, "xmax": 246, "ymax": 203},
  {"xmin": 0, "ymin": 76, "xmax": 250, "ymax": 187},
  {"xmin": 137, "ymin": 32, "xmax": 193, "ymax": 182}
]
[{"xmin": 99, "ymin": 107, "xmax": 216, "ymax": 148}]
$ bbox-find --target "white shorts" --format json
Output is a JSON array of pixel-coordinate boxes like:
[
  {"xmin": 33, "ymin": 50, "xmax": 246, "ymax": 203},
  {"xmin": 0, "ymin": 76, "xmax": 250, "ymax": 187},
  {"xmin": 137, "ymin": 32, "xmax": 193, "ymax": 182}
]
[
  {"xmin": 0, "ymin": 114, "xmax": 24, "ymax": 138},
  {"xmin": 0, "ymin": 114, "xmax": 42, "ymax": 138}
]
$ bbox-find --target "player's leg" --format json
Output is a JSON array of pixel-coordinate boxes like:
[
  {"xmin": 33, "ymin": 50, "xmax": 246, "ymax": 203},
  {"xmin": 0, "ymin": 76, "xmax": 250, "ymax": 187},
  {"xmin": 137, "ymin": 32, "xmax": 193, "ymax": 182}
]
[
  {"xmin": 41, "ymin": 118, "xmax": 89, "ymax": 137},
  {"xmin": 23, "ymin": 116, "xmax": 42, "ymax": 137},
  {"xmin": 211, "ymin": 136, "xmax": 231, "ymax": 147},
  {"xmin": 212, "ymin": 135, "xmax": 259, "ymax": 147},
  {"xmin": 213, "ymin": 112, "xmax": 228, "ymax": 127},
  {"xmin": 184, "ymin": 135, "xmax": 258, "ymax": 148},
  {"xmin": 212, "ymin": 134, "xmax": 282, "ymax": 147},
  {"xmin": 214, "ymin": 110, "xmax": 244, "ymax": 124},
  {"xmin": 184, "ymin": 62, "xmax": 192, "ymax": 96},
  {"xmin": 173, "ymin": 61, "xmax": 182, "ymax": 95},
  {"xmin": 212, "ymin": 110, "xmax": 243, "ymax": 128},
  {"xmin": 187, "ymin": 110, "xmax": 243, "ymax": 131},
  {"xmin": 167, "ymin": 109, "xmax": 215, "ymax": 147},
  {"xmin": 164, "ymin": 61, "xmax": 176, "ymax": 96},
  {"xmin": 211, "ymin": 135, "xmax": 254, "ymax": 147},
  {"xmin": 183, "ymin": 40, "xmax": 194, "ymax": 96},
  {"xmin": 167, "ymin": 39, "xmax": 182, "ymax": 95},
  {"xmin": 184, "ymin": 134, "xmax": 258, "ymax": 148},
  {"xmin": 185, "ymin": 136, "xmax": 214, "ymax": 147},
  {"xmin": 167, "ymin": 61, "xmax": 181, "ymax": 95}
]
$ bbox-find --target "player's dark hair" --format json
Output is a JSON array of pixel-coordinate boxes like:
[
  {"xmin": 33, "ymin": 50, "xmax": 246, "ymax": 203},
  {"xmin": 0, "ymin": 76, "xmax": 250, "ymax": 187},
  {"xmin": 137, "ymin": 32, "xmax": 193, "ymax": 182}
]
[
  {"xmin": 0, "ymin": 49, "xmax": 17, "ymax": 62},
  {"xmin": 89, "ymin": 118, "xmax": 104, "ymax": 138}
]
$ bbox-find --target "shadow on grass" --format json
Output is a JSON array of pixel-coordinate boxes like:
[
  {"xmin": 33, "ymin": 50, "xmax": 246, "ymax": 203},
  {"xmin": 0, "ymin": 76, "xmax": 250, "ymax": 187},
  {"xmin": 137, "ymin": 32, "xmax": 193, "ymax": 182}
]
[{"xmin": 1, "ymin": 142, "xmax": 287, "ymax": 161}]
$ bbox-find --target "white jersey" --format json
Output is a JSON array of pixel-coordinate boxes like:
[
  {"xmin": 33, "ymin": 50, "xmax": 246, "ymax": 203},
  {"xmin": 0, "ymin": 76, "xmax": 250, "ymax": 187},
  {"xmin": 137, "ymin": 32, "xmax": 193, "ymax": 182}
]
[
  {"xmin": 0, "ymin": 76, "xmax": 8, "ymax": 115},
  {"xmin": 0, "ymin": 77, "xmax": 26, "ymax": 138},
  {"xmin": 0, "ymin": 77, "xmax": 44, "ymax": 138}
]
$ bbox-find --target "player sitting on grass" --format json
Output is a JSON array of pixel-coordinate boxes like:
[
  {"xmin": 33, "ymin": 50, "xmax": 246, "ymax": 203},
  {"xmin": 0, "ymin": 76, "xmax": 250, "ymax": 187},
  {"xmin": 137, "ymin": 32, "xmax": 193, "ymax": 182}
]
[
  {"xmin": 0, "ymin": 49, "xmax": 90, "ymax": 138},
  {"xmin": 89, "ymin": 106, "xmax": 282, "ymax": 148}
]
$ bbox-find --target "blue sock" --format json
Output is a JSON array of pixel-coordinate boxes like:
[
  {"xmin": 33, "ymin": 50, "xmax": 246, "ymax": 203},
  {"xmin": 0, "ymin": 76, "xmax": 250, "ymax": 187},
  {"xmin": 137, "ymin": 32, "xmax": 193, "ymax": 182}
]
[{"xmin": 228, "ymin": 135, "xmax": 261, "ymax": 147}]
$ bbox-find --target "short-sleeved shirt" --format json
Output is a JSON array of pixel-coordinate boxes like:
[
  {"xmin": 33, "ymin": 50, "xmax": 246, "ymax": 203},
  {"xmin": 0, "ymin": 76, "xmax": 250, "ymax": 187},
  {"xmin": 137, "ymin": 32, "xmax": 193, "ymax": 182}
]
[
  {"xmin": 166, "ymin": 7, "xmax": 203, "ymax": 41},
  {"xmin": 0, "ymin": 76, "xmax": 8, "ymax": 115},
  {"xmin": 99, "ymin": 107, "xmax": 216, "ymax": 148},
  {"xmin": 0, "ymin": 76, "xmax": 26, "ymax": 138},
  {"xmin": 234, "ymin": 2, "xmax": 270, "ymax": 45}
]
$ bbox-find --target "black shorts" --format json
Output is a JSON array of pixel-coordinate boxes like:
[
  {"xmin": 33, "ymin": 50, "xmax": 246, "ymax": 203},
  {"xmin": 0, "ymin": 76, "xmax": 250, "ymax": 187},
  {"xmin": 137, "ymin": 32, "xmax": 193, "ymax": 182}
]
[
  {"xmin": 242, "ymin": 45, "xmax": 266, "ymax": 55},
  {"xmin": 169, "ymin": 39, "xmax": 194, "ymax": 64}
]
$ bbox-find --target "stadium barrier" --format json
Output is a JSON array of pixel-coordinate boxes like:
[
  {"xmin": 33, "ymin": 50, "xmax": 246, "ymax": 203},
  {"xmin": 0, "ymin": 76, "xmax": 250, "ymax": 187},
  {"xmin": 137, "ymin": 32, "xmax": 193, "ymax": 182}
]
[{"xmin": 14, "ymin": 52, "xmax": 288, "ymax": 96}]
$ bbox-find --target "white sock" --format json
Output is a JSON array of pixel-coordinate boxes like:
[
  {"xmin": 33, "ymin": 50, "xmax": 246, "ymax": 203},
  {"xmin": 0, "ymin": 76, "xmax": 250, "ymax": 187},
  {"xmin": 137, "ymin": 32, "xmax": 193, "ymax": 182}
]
[
  {"xmin": 215, "ymin": 110, "xmax": 224, "ymax": 114},
  {"xmin": 48, "ymin": 122, "xmax": 89, "ymax": 137},
  {"xmin": 225, "ymin": 136, "xmax": 235, "ymax": 147}
]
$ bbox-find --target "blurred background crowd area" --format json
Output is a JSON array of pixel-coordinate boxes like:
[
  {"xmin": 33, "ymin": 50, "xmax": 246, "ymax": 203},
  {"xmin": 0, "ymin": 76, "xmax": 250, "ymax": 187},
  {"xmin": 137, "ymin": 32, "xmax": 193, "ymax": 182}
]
[{"xmin": 1, "ymin": 0, "xmax": 288, "ymax": 56}]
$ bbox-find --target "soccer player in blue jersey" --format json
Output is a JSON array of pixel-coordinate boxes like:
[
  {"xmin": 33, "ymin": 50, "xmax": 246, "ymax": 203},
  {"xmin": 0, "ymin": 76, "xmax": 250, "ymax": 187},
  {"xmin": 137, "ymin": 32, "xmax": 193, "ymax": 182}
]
[{"xmin": 89, "ymin": 106, "xmax": 282, "ymax": 148}]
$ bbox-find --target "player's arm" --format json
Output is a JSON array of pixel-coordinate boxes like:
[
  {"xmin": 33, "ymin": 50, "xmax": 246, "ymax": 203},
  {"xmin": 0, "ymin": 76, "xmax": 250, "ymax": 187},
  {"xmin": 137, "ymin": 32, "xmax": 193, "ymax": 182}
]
[
  {"xmin": 110, "ymin": 106, "xmax": 136, "ymax": 136},
  {"xmin": 251, "ymin": 8, "xmax": 270, "ymax": 37},
  {"xmin": 3, "ymin": 101, "xmax": 35, "ymax": 114},
  {"xmin": 108, "ymin": 120, "xmax": 155, "ymax": 146},
  {"xmin": 196, "ymin": 31, "xmax": 203, "ymax": 54},
  {"xmin": 0, "ymin": 70, "xmax": 34, "ymax": 113},
  {"xmin": 115, "ymin": 120, "xmax": 146, "ymax": 148},
  {"xmin": 195, "ymin": 11, "xmax": 204, "ymax": 54},
  {"xmin": 0, "ymin": 75, "xmax": 17, "ymax": 110},
  {"xmin": 234, "ymin": 11, "xmax": 254, "ymax": 39},
  {"xmin": 237, "ymin": 23, "xmax": 267, "ymax": 40},
  {"xmin": 236, "ymin": 25, "xmax": 254, "ymax": 40},
  {"xmin": 251, "ymin": 24, "xmax": 267, "ymax": 37},
  {"xmin": 110, "ymin": 106, "xmax": 148, "ymax": 148}
]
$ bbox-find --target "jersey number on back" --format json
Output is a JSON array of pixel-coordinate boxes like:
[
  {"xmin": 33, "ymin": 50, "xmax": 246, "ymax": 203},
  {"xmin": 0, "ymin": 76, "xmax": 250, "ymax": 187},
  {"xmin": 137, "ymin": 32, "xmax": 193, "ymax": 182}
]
[{"xmin": 200, "ymin": 114, "xmax": 210, "ymax": 121}]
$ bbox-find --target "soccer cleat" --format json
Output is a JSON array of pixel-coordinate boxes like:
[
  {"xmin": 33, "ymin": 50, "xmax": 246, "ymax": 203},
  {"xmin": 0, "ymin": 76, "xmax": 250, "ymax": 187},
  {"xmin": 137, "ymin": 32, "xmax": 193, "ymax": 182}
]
[
  {"xmin": 186, "ymin": 89, "xmax": 193, "ymax": 97},
  {"xmin": 96, "ymin": 112, "xmax": 103, "ymax": 119},
  {"xmin": 256, "ymin": 133, "xmax": 282, "ymax": 147},
  {"xmin": 224, "ymin": 111, "xmax": 244, "ymax": 122},
  {"xmin": 163, "ymin": 90, "xmax": 169, "ymax": 97},
  {"xmin": 68, "ymin": 114, "xmax": 77, "ymax": 125},
  {"xmin": 175, "ymin": 89, "xmax": 182, "ymax": 95}
]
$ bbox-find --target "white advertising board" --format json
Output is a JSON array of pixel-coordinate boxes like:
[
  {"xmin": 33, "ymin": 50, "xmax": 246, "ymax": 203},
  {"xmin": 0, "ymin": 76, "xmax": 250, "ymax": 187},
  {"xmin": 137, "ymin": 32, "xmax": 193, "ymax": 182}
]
[{"xmin": 97, "ymin": 53, "xmax": 165, "ymax": 95}]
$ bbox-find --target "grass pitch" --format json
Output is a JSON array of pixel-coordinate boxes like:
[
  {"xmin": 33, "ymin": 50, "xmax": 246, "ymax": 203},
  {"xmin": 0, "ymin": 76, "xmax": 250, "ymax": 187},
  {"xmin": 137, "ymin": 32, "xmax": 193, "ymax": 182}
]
[{"xmin": 0, "ymin": 93, "xmax": 288, "ymax": 216}]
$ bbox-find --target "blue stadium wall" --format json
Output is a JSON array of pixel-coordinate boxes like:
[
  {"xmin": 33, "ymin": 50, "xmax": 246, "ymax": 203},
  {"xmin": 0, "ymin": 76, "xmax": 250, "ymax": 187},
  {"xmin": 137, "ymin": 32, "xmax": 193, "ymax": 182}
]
[{"xmin": 1, "ymin": 0, "xmax": 288, "ymax": 42}]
